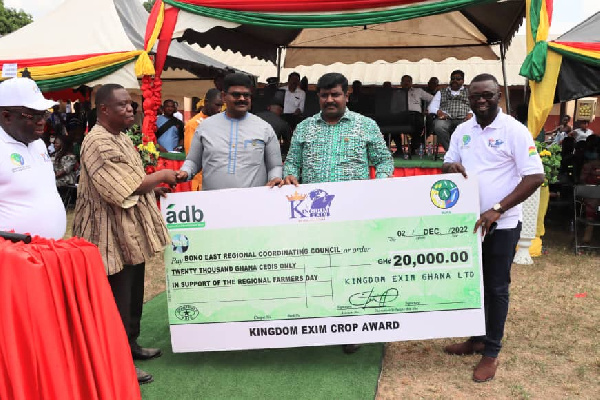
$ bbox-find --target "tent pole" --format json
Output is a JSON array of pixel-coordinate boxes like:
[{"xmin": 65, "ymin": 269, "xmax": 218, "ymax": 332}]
[
  {"xmin": 276, "ymin": 47, "xmax": 282, "ymax": 83},
  {"xmin": 500, "ymin": 41, "xmax": 511, "ymax": 115}
]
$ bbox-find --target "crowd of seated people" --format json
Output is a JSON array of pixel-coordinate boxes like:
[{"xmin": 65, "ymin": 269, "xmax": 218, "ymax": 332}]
[
  {"xmin": 251, "ymin": 73, "xmax": 449, "ymax": 158},
  {"xmin": 539, "ymin": 117, "xmax": 599, "ymax": 227},
  {"xmin": 544, "ymin": 118, "xmax": 597, "ymax": 185}
]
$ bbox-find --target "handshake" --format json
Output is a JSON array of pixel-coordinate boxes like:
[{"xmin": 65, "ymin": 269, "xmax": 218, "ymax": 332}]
[
  {"xmin": 149, "ymin": 169, "xmax": 190, "ymax": 198},
  {"xmin": 153, "ymin": 169, "xmax": 190, "ymax": 187}
]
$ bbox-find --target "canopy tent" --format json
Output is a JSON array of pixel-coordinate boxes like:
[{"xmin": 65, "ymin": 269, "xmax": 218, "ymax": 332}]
[
  {"xmin": 521, "ymin": 1, "xmax": 600, "ymax": 138},
  {"xmin": 196, "ymin": 35, "xmax": 530, "ymax": 86},
  {"xmin": 0, "ymin": 0, "xmax": 232, "ymax": 92},
  {"xmin": 142, "ymin": 0, "xmax": 525, "ymax": 141},
  {"xmin": 166, "ymin": 0, "xmax": 524, "ymax": 65}
]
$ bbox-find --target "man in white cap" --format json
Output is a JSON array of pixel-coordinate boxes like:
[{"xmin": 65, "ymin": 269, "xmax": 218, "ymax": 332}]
[{"xmin": 0, "ymin": 77, "xmax": 65, "ymax": 239}]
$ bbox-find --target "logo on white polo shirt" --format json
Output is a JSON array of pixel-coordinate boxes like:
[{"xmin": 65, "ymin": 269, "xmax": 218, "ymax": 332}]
[
  {"xmin": 461, "ymin": 135, "xmax": 471, "ymax": 149},
  {"xmin": 488, "ymin": 138, "xmax": 504, "ymax": 148},
  {"xmin": 10, "ymin": 153, "xmax": 24, "ymax": 166},
  {"xmin": 40, "ymin": 152, "xmax": 51, "ymax": 162},
  {"xmin": 9, "ymin": 153, "xmax": 31, "ymax": 173}
]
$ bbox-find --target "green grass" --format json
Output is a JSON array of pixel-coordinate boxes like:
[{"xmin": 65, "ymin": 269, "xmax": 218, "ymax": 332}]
[{"xmin": 138, "ymin": 293, "xmax": 384, "ymax": 400}]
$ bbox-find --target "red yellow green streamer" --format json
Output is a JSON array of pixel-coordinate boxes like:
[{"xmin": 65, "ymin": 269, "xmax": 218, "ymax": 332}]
[
  {"xmin": 135, "ymin": 0, "xmax": 165, "ymax": 77},
  {"xmin": 1, "ymin": 51, "xmax": 143, "ymax": 91},
  {"xmin": 548, "ymin": 42, "xmax": 600, "ymax": 67},
  {"xmin": 522, "ymin": 0, "xmax": 560, "ymax": 140},
  {"xmin": 163, "ymin": 0, "xmax": 496, "ymax": 28}
]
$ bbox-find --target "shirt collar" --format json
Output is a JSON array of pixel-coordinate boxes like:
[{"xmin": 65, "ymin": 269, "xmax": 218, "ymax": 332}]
[
  {"xmin": 224, "ymin": 111, "xmax": 249, "ymax": 121},
  {"xmin": 473, "ymin": 109, "xmax": 505, "ymax": 130},
  {"xmin": 316, "ymin": 109, "xmax": 354, "ymax": 124}
]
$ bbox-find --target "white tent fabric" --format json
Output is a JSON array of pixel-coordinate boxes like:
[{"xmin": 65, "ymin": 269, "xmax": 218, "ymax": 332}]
[
  {"xmin": 195, "ymin": 35, "xmax": 531, "ymax": 87},
  {"xmin": 0, "ymin": 0, "xmax": 234, "ymax": 90},
  {"xmin": 0, "ymin": 0, "xmax": 134, "ymax": 58}
]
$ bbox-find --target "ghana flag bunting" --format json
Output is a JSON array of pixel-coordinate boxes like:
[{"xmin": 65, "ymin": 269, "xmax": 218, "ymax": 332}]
[
  {"xmin": 521, "ymin": 0, "xmax": 600, "ymax": 140},
  {"xmin": 0, "ymin": 0, "xmax": 164, "ymax": 92},
  {"xmin": 0, "ymin": 51, "xmax": 149, "ymax": 93},
  {"xmin": 161, "ymin": 0, "xmax": 500, "ymax": 28}
]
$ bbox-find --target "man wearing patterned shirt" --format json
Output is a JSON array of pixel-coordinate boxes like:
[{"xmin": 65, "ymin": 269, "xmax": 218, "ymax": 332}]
[
  {"xmin": 283, "ymin": 73, "xmax": 393, "ymax": 355},
  {"xmin": 74, "ymin": 84, "xmax": 178, "ymax": 384},
  {"xmin": 283, "ymin": 72, "xmax": 393, "ymax": 186}
]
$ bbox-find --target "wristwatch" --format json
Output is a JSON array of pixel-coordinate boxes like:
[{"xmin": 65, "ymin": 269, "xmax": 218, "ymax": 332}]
[{"xmin": 492, "ymin": 203, "xmax": 505, "ymax": 214}]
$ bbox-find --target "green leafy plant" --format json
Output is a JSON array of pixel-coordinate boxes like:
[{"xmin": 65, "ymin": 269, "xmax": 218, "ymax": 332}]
[
  {"xmin": 535, "ymin": 141, "xmax": 562, "ymax": 187},
  {"xmin": 126, "ymin": 125, "xmax": 159, "ymax": 169}
]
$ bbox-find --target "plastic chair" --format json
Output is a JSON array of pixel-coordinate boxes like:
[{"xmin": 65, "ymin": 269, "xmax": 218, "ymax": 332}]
[
  {"xmin": 573, "ymin": 184, "xmax": 600, "ymax": 253},
  {"xmin": 376, "ymin": 90, "xmax": 425, "ymax": 158}
]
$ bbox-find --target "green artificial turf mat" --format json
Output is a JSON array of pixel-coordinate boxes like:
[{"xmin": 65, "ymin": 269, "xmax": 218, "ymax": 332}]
[{"xmin": 138, "ymin": 292, "xmax": 384, "ymax": 400}]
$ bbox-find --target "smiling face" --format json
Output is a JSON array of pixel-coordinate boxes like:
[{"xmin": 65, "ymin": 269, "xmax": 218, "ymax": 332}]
[
  {"xmin": 318, "ymin": 84, "xmax": 348, "ymax": 123},
  {"xmin": 468, "ymin": 80, "xmax": 500, "ymax": 123}
]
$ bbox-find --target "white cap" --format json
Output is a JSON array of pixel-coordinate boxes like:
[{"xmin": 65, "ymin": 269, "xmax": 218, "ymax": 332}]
[{"xmin": 0, "ymin": 77, "xmax": 57, "ymax": 111}]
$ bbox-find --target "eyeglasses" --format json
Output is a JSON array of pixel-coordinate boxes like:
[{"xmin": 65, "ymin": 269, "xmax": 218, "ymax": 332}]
[
  {"xmin": 450, "ymin": 76, "xmax": 464, "ymax": 81},
  {"xmin": 227, "ymin": 91, "xmax": 252, "ymax": 99},
  {"xmin": 12, "ymin": 110, "xmax": 50, "ymax": 122},
  {"xmin": 468, "ymin": 92, "xmax": 497, "ymax": 101}
]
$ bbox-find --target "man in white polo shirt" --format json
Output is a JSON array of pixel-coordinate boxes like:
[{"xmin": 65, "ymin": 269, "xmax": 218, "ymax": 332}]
[
  {"xmin": 0, "ymin": 77, "xmax": 65, "ymax": 239},
  {"xmin": 282, "ymin": 72, "xmax": 306, "ymax": 131},
  {"xmin": 442, "ymin": 73, "xmax": 544, "ymax": 383}
]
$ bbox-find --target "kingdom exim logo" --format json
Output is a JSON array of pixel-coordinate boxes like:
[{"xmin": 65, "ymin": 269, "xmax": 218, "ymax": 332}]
[{"xmin": 165, "ymin": 204, "xmax": 205, "ymax": 229}]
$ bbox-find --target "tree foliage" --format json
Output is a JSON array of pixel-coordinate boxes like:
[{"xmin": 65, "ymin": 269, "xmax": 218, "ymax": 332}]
[
  {"xmin": 0, "ymin": 0, "xmax": 33, "ymax": 36},
  {"xmin": 143, "ymin": 0, "xmax": 156, "ymax": 13}
]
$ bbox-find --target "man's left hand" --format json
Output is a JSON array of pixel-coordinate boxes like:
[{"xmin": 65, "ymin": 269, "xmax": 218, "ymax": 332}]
[
  {"xmin": 474, "ymin": 209, "xmax": 501, "ymax": 235},
  {"xmin": 154, "ymin": 186, "xmax": 172, "ymax": 198},
  {"xmin": 266, "ymin": 177, "xmax": 285, "ymax": 188}
]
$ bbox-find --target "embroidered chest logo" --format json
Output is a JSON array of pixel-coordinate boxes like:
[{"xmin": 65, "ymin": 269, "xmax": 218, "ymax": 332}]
[
  {"xmin": 10, "ymin": 153, "xmax": 24, "ymax": 166},
  {"xmin": 9, "ymin": 153, "xmax": 31, "ymax": 173},
  {"xmin": 488, "ymin": 138, "xmax": 504, "ymax": 148},
  {"xmin": 461, "ymin": 135, "xmax": 471, "ymax": 148}
]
